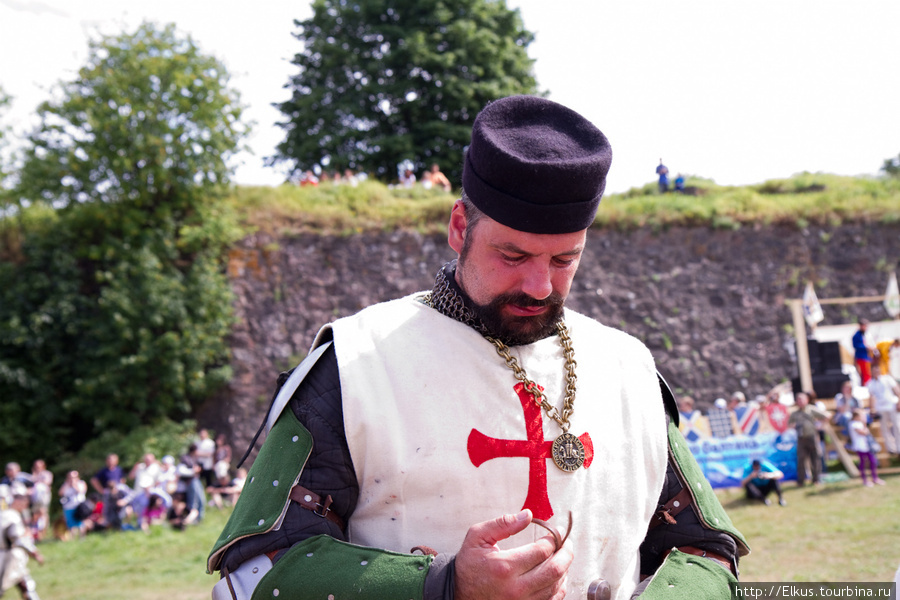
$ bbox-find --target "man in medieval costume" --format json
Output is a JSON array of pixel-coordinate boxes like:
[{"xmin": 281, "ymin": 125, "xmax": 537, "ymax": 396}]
[
  {"xmin": 1, "ymin": 492, "xmax": 43, "ymax": 600},
  {"xmin": 208, "ymin": 95, "xmax": 749, "ymax": 600}
]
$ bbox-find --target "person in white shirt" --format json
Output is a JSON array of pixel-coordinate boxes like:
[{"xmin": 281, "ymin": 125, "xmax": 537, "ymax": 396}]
[
  {"xmin": 866, "ymin": 363, "xmax": 900, "ymax": 454},
  {"xmin": 195, "ymin": 429, "xmax": 217, "ymax": 488}
]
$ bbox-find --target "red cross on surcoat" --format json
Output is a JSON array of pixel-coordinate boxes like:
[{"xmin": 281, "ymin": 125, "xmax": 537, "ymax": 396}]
[{"xmin": 467, "ymin": 382, "xmax": 593, "ymax": 520}]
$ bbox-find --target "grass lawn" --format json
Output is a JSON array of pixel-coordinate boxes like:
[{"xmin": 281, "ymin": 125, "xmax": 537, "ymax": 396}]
[
  {"xmin": 723, "ymin": 471, "xmax": 900, "ymax": 582},
  {"xmin": 30, "ymin": 508, "xmax": 230, "ymax": 600},
  {"xmin": 29, "ymin": 475, "xmax": 900, "ymax": 599}
]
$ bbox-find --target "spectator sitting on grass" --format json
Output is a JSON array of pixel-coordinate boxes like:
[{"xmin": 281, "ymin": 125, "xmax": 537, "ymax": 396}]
[{"xmin": 741, "ymin": 458, "xmax": 786, "ymax": 506}]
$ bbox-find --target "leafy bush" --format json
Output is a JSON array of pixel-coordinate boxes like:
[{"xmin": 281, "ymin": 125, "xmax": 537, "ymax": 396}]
[{"xmin": 0, "ymin": 22, "xmax": 246, "ymax": 461}]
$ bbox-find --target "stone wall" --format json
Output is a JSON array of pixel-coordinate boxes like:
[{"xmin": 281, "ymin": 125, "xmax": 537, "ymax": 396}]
[{"xmin": 196, "ymin": 223, "xmax": 900, "ymax": 452}]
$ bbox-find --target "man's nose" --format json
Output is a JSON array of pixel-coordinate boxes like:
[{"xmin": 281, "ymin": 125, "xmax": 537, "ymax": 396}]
[{"xmin": 520, "ymin": 263, "xmax": 553, "ymax": 300}]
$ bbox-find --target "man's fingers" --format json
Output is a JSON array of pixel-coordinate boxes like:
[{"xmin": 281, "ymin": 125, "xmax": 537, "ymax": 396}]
[
  {"xmin": 468, "ymin": 508, "xmax": 533, "ymax": 548},
  {"xmin": 517, "ymin": 542, "xmax": 573, "ymax": 600}
]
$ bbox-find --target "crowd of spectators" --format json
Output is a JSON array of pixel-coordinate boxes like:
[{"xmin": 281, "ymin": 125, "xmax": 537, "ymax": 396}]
[
  {"xmin": 678, "ymin": 372, "xmax": 898, "ymax": 499},
  {"xmin": 0, "ymin": 428, "xmax": 245, "ymax": 546},
  {"xmin": 296, "ymin": 169, "xmax": 364, "ymax": 187},
  {"xmin": 291, "ymin": 162, "xmax": 454, "ymax": 191}
]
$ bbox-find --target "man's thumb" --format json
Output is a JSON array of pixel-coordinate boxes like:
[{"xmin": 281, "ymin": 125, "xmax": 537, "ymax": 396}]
[{"xmin": 475, "ymin": 509, "xmax": 533, "ymax": 546}]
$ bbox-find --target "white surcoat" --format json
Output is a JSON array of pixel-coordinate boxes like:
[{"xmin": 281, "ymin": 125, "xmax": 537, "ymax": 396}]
[{"xmin": 317, "ymin": 293, "xmax": 667, "ymax": 600}]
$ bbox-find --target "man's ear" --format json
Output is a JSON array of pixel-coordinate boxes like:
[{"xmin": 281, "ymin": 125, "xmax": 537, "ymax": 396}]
[{"xmin": 448, "ymin": 199, "xmax": 467, "ymax": 254}]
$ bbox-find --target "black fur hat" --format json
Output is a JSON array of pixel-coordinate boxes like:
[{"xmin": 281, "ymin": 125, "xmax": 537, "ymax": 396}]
[{"xmin": 462, "ymin": 95, "xmax": 612, "ymax": 234}]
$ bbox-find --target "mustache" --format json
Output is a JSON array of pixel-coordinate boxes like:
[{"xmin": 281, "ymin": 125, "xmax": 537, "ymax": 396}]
[{"xmin": 491, "ymin": 291, "xmax": 564, "ymax": 309}]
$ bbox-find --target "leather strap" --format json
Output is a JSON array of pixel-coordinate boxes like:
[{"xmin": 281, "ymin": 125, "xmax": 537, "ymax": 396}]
[
  {"xmin": 289, "ymin": 484, "xmax": 345, "ymax": 531},
  {"xmin": 648, "ymin": 486, "xmax": 693, "ymax": 530},
  {"xmin": 666, "ymin": 546, "xmax": 737, "ymax": 576}
]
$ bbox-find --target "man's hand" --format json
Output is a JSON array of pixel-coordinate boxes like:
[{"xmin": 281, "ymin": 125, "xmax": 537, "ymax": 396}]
[{"xmin": 454, "ymin": 509, "xmax": 573, "ymax": 600}]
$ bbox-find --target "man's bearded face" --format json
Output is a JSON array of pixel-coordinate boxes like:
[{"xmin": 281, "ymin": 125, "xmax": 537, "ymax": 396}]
[
  {"xmin": 470, "ymin": 289, "xmax": 564, "ymax": 345},
  {"xmin": 451, "ymin": 201, "xmax": 585, "ymax": 346}
]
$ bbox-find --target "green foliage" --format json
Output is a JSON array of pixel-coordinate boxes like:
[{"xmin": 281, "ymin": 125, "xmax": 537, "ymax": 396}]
[
  {"xmin": 0, "ymin": 22, "xmax": 246, "ymax": 461},
  {"xmin": 271, "ymin": 0, "xmax": 539, "ymax": 185},
  {"xmin": 13, "ymin": 21, "xmax": 247, "ymax": 212},
  {"xmin": 882, "ymin": 152, "xmax": 900, "ymax": 178},
  {"xmin": 0, "ymin": 86, "xmax": 12, "ymax": 194}
]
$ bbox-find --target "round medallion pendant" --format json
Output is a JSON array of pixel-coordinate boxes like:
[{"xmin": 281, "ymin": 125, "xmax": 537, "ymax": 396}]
[{"xmin": 551, "ymin": 432, "xmax": 585, "ymax": 472}]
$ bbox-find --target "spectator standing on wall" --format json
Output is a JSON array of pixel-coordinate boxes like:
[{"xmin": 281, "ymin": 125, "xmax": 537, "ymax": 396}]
[
  {"xmin": 656, "ymin": 158, "xmax": 669, "ymax": 193},
  {"xmin": 852, "ymin": 318, "xmax": 875, "ymax": 384}
]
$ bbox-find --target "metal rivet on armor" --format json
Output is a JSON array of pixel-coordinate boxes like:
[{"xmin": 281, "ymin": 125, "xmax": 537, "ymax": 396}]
[
  {"xmin": 669, "ymin": 584, "xmax": 675, "ymax": 588},
  {"xmin": 252, "ymin": 567, "xmax": 259, "ymax": 574},
  {"xmin": 418, "ymin": 566, "xmax": 424, "ymax": 570},
  {"xmin": 715, "ymin": 518, "xmax": 720, "ymax": 523},
  {"xmin": 273, "ymin": 480, "xmax": 279, "ymax": 487},
  {"xmin": 696, "ymin": 481, "xmax": 702, "ymax": 488},
  {"xmin": 250, "ymin": 476, "xmax": 255, "ymax": 484},
  {"xmin": 673, "ymin": 501, "xmax": 680, "ymax": 508},
  {"xmin": 258, "ymin": 519, "xmax": 265, "ymax": 526},
  {"xmin": 304, "ymin": 494, "xmax": 313, "ymax": 503},
  {"xmin": 361, "ymin": 560, "xmax": 368, "ymax": 566},
  {"xmin": 307, "ymin": 553, "xmax": 314, "ymax": 558},
  {"xmin": 292, "ymin": 435, "xmax": 299, "ymax": 442},
  {"xmin": 273, "ymin": 590, "xmax": 279, "ymax": 597}
]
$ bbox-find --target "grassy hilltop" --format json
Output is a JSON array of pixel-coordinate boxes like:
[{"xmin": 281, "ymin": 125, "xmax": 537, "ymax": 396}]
[{"xmin": 227, "ymin": 173, "xmax": 900, "ymax": 236}]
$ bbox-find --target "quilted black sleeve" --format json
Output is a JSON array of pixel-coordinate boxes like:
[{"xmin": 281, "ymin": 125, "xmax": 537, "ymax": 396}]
[{"xmin": 219, "ymin": 344, "xmax": 354, "ymax": 572}]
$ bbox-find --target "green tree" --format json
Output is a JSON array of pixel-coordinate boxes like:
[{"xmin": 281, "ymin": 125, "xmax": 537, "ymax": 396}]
[
  {"xmin": 0, "ymin": 86, "xmax": 12, "ymax": 192},
  {"xmin": 882, "ymin": 153, "xmax": 900, "ymax": 178},
  {"xmin": 0, "ymin": 22, "xmax": 246, "ymax": 460},
  {"xmin": 271, "ymin": 0, "xmax": 540, "ymax": 186}
]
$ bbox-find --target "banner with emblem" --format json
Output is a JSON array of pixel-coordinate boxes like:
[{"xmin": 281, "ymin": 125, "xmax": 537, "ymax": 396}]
[
  {"xmin": 803, "ymin": 281, "xmax": 824, "ymax": 328},
  {"xmin": 686, "ymin": 431, "xmax": 797, "ymax": 488},
  {"xmin": 885, "ymin": 272, "xmax": 900, "ymax": 318},
  {"xmin": 765, "ymin": 402, "xmax": 790, "ymax": 433},
  {"xmin": 679, "ymin": 400, "xmax": 798, "ymax": 488}
]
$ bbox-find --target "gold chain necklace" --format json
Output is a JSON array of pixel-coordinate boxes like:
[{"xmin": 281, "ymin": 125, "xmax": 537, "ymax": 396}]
[{"xmin": 487, "ymin": 321, "xmax": 585, "ymax": 472}]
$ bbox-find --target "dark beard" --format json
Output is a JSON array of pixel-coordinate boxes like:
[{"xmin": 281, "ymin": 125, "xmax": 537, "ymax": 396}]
[{"xmin": 471, "ymin": 291, "xmax": 564, "ymax": 346}]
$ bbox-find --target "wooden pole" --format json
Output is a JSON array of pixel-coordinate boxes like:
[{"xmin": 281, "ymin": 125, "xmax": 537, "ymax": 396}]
[
  {"xmin": 818, "ymin": 295, "xmax": 886, "ymax": 305},
  {"xmin": 823, "ymin": 420, "xmax": 859, "ymax": 478},
  {"xmin": 789, "ymin": 299, "xmax": 813, "ymax": 393}
]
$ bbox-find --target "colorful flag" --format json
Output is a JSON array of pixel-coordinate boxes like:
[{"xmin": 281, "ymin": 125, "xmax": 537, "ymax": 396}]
[
  {"xmin": 765, "ymin": 403, "xmax": 790, "ymax": 434},
  {"xmin": 884, "ymin": 272, "xmax": 900, "ymax": 318},
  {"xmin": 802, "ymin": 281, "xmax": 824, "ymax": 327},
  {"xmin": 707, "ymin": 407, "xmax": 734, "ymax": 438},
  {"xmin": 679, "ymin": 410, "xmax": 710, "ymax": 442},
  {"xmin": 735, "ymin": 404, "xmax": 759, "ymax": 436}
]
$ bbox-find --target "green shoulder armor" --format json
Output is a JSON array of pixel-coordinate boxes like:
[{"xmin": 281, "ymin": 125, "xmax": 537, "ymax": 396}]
[{"xmin": 207, "ymin": 409, "xmax": 313, "ymax": 573}]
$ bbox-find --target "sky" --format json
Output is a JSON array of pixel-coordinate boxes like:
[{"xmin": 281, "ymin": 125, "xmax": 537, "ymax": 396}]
[{"xmin": 1, "ymin": 0, "xmax": 899, "ymax": 194}]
